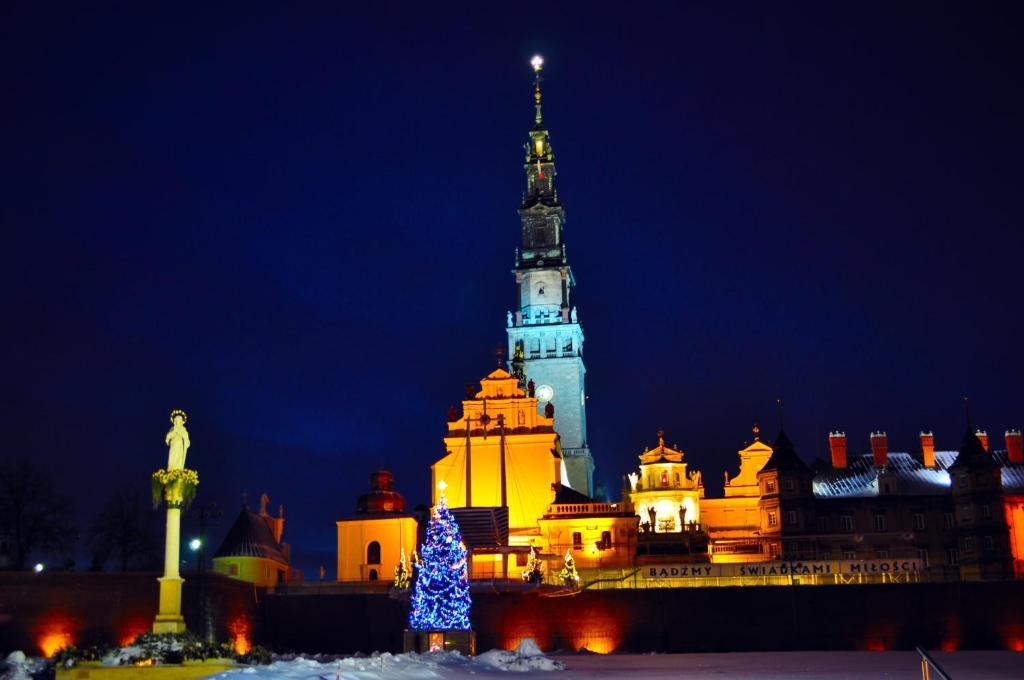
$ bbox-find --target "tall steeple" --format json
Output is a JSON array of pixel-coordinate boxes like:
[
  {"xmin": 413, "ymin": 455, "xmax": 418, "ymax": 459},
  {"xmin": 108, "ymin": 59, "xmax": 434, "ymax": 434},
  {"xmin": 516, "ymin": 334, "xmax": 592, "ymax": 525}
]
[{"xmin": 506, "ymin": 56, "xmax": 595, "ymax": 496}]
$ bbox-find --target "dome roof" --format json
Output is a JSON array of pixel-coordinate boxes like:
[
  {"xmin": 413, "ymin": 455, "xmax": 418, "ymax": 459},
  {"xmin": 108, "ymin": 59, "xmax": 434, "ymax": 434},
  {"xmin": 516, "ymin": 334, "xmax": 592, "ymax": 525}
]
[{"xmin": 356, "ymin": 469, "xmax": 407, "ymax": 515}]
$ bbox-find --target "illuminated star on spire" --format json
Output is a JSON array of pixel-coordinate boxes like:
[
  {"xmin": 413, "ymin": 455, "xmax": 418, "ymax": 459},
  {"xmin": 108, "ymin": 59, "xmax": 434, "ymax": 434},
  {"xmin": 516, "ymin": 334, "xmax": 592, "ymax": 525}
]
[
  {"xmin": 437, "ymin": 479, "xmax": 448, "ymax": 495},
  {"xmin": 531, "ymin": 55, "xmax": 544, "ymax": 71}
]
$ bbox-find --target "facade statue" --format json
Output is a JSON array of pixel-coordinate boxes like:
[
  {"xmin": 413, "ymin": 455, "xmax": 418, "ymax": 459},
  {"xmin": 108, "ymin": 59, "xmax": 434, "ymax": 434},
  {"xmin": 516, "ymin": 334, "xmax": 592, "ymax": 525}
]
[
  {"xmin": 165, "ymin": 410, "xmax": 190, "ymax": 470},
  {"xmin": 507, "ymin": 310, "xmax": 514, "ymax": 327},
  {"xmin": 570, "ymin": 306, "xmax": 578, "ymax": 323},
  {"xmin": 678, "ymin": 504, "xmax": 687, "ymax": 530},
  {"xmin": 646, "ymin": 505, "xmax": 657, "ymax": 531},
  {"xmin": 544, "ymin": 401, "xmax": 555, "ymax": 419}
]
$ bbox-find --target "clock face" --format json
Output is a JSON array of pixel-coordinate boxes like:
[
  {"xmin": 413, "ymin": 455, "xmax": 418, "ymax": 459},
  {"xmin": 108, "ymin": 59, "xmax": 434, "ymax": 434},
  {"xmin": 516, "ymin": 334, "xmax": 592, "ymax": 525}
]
[{"xmin": 536, "ymin": 384, "xmax": 554, "ymax": 402}]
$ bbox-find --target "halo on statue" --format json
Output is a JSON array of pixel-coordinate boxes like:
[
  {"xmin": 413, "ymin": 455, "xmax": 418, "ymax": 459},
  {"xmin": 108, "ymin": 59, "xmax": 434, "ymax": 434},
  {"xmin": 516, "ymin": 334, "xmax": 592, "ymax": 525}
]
[{"xmin": 169, "ymin": 409, "xmax": 187, "ymax": 424}]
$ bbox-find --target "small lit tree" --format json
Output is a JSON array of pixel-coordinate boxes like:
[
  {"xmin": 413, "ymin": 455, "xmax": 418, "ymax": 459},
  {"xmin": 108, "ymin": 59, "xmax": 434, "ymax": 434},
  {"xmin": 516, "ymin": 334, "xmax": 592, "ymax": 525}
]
[
  {"xmin": 558, "ymin": 548, "xmax": 580, "ymax": 588},
  {"xmin": 521, "ymin": 546, "xmax": 543, "ymax": 584},
  {"xmin": 408, "ymin": 484, "xmax": 471, "ymax": 630},
  {"xmin": 394, "ymin": 547, "xmax": 411, "ymax": 591}
]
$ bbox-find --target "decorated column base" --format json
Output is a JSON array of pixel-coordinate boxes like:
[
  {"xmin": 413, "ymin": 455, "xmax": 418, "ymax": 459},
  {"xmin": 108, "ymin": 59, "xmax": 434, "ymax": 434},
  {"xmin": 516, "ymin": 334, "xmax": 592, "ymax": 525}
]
[
  {"xmin": 153, "ymin": 576, "xmax": 187, "ymax": 633},
  {"xmin": 403, "ymin": 629, "xmax": 475, "ymax": 656}
]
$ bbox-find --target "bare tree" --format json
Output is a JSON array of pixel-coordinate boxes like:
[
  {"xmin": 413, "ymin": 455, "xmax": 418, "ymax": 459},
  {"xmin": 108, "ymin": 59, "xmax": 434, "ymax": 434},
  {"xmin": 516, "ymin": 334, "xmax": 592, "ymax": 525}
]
[
  {"xmin": 88, "ymin": 486, "xmax": 160, "ymax": 571},
  {"xmin": 0, "ymin": 458, "xmax": 76, "ymax": 570}
]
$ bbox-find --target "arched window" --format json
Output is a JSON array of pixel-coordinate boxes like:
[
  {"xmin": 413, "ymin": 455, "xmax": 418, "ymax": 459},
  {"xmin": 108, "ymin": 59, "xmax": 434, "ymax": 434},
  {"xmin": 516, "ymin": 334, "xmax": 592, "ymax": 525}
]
[
  {"xmin": 369, "ymin": 568, "xmax": 378, "ymax": 581},
  {"xmin": 367, "ymin": 541, "xmax": 381, "ymax": 565},
  {"xmin": 660, "ymin": 470, "xmax": 668, "ymax": 487}
]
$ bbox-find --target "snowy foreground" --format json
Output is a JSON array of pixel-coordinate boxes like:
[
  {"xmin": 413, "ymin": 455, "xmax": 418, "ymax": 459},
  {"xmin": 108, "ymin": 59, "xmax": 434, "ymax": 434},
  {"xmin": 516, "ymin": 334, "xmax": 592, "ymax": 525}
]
[
  {"xmin": 5, "ymin": 645, "xmax": 1024, "ymax": 679},
  {"xmin": 205, "ymin": 649, "xmax": 1021, "ymax": 680}
]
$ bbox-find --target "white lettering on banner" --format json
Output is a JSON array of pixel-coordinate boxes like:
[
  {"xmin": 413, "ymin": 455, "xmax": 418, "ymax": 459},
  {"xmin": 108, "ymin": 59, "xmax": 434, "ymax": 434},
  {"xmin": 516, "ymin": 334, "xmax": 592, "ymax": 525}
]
[{"xmin": 643, "ymin": 560, "xmax": 922, "ymax": 579}]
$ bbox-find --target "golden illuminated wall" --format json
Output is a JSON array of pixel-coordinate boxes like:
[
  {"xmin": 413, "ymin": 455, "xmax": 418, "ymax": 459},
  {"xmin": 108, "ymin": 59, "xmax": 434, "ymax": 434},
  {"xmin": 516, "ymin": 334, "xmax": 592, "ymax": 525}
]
[
  {"xmin": 539, "ymin": 513, "xmax": 638, "ymax": 569},
  {"xmin": 336, "ymin": 515, "xmax": 418, "ymax": 582},
  {"xmin": 212, "ymin": 556, "xmax": 290, "ymax": 588},
  {"xmin": 699, "ymin": 435, "xmax": 773, "ymax": 563},
  {"xmin": 1005, "ymin": 496, "xmax": 1024, "ymax": 578},
  {"xmin": 627, "ymin": 435, "xmax": 702, "ymax": 533},
  {"xmin": 433, "ymin": 368, "xmax": 562, "ymax": 542}
]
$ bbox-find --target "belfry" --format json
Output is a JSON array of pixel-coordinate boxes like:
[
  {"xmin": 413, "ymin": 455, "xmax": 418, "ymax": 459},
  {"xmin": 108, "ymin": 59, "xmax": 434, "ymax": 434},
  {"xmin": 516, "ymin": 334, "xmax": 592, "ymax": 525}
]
[{"xmin": 506, "ymin": 56, "xmax": 595, "ymax": 496}]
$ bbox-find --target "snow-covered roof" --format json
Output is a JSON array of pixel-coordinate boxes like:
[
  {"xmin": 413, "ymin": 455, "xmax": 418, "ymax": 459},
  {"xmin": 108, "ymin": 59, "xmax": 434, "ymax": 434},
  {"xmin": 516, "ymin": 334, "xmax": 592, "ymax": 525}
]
[
  {"xmin": 812, "ymin": 451, "xmax": 956, "ymax": 498},
  {"xmin": 813, "ymin": 449, "xmax": 1024, "ymax": 498}
]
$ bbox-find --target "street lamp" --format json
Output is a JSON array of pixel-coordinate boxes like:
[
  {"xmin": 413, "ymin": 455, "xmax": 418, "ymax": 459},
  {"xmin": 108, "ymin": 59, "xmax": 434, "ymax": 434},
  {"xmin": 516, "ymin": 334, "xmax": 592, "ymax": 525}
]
[
  {"xmin": 33, "ymin": 563, "xmax": 44, "ymax": 573},
  {"xmin": 189, "ymin": 538, "xmax": 202, "ymax": 552}
]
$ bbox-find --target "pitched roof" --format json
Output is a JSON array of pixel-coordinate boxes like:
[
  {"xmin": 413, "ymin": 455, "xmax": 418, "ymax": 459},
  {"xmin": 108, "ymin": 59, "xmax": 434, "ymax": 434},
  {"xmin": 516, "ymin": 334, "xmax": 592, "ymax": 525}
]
[
  {"xmin": 759, "ymin": 428, "xmax": 812, "ymax": 474},
  {"xmin": 213, "ymin": 508, "xmax": 288, "ymax": 563},
  {"xmin": 949, "ymin": 428, "xmax": 999, "ymax": 470}
]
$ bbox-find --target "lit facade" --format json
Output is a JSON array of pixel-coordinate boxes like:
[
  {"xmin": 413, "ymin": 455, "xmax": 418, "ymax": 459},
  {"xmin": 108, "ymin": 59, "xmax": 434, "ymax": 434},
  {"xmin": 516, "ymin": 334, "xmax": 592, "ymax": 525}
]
[
  {"xmin": 628, "ymin": 431, "xmax": 703, "ymax": 533},
  {"xmin": 336, "ymin": 470, "xmax": 417, "ymax": 582}
]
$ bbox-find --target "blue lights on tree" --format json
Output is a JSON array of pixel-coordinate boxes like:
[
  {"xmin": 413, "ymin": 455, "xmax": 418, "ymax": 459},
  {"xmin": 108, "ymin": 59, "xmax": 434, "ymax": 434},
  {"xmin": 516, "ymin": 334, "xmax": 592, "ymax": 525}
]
[{"xmin": 408, "ymin": 486, "xmax": 472, "ymax": 631}]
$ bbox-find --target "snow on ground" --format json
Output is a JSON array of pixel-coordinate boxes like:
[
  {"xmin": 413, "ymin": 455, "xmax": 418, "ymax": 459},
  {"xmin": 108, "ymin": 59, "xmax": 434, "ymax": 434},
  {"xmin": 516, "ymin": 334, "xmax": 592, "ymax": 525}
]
[
  {"xmin": 204, "ymin": 650, "xmax": 1023, "ymax": 680},
  {"xmin": 6, "ymin": 647, "xmax": 1024, "ymax": 679}
]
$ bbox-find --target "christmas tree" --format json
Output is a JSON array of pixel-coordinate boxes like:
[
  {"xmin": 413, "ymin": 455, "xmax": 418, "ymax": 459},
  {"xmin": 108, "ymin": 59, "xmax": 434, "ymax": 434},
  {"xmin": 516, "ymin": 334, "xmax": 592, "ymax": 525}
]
[
  {"xmin": 558, "ymin": 548, "xmax": 580, "ymax": 588},
  {"xmin": 408, "ymin": 483, "xmax": 472, "ymax": 631},
  {"xmin": 394, "ymin": 547, "xmax": 411, "ymax": 591},
  {"xmin": 521, "ymin": 546, "xmax": 543, "ymax": 583}
]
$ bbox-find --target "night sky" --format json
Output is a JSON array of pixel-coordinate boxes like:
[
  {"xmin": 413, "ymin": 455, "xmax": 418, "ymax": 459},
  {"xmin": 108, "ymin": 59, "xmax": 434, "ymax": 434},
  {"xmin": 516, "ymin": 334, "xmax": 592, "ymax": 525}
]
[{"xmin": 3, "ymin": 3, "xmax": 1022, "ymax": 575}]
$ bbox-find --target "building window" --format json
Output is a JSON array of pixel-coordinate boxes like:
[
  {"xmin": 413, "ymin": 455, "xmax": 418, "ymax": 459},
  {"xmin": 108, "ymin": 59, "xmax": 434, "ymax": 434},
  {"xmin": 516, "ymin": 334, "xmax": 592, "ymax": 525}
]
[
  {"xmin": 817, "ymin": 516, "xmax": 829, "ymax": 532},
  {"xmin": 947, "ymin": 548, "xmax": 959, "ymax": 566},
  {"xmin": 768, "ymin": 543, "xmax": 779, "ymax": 558},
  {"xmin": 530, "ymin": 339, "xmax": 540, "ymax": 357},
  {"xmin": 674, "ymin": 473, "xmax": 680, "ymax": 487},
  {"xmin": 983, "ymin": 535, "xmax": 994, "ymax": 551},
  {"xmin": 367, "ymin": 541, "xmax": 381, "ymax": 565},
  {"xmin": 844, "ymin": 550, "xmax": 857, "ymax": 560},
  {"xmin": 873, "ymin": 514, "xmax": 886, "ymax": 532},
  {"xmin": 819, "ymin": 551, "xmax": 832, "ymax": 560},
  {"xmin": 767, "ymin": 512, "xmax": 778, "ymax": 527},
  {"xmin": 563, "ymin": 337, "xmax": 573, "ymax": 354},
  {"xmin": 917, "ymin": 548, "xmax": 929, "ymax": 567},
  {"xmin": 601, "ymin": 531, "xmax": 612, "ymax": 549},
  {"xmin": 964, "ymin": 537, "xmax": 975, "ymax": 553},
  {"xmin": 876, "ymin": 548, "xmax": 890, "ymax": 559},
  {"xmin": 944, "ymin": 512, "xmax": 955, "ymax": 529},
  {"xmin": 369, "ymin": 568, "xmax": 378, "ymax": 581},
  {"xmin": 784, "ymin": 479, "xmax": 795, "ymax": 492},
  {"xmin": 660, "ymin": 470, "xmax": 668, "ymax": 487},
  {"xmin": 228, "ymin": 563, "xmax": 239, "ymax": 576},
  {"xmin": 516, "ymin": 552, "xmax": 528, "ymax": 567},
  {"xmin": 841, "ymin": 515, "xmax": 854, "ymax": 532},
  {"xmin": 572, "ymin": 532, "xmax": 582, "ymax": 549},
  {"xmin": 960, "ymin": 505, "xmax": 972, "ymax": 522},
  {"xmin": 913, "ymin": 513, "xmax": 925, "ymax": 530},
  {"xmin": 958, "ymin": 475, "xmax": 968, "ymax": 488},
  {"xmin": 785, "ymin": 510, "xmax": 797, "ymax": 526},
  {"xmin": 766, "ymin": 480, "xmax": 776, "ymax": 494},
  {"xmin": 980, "ymin": 504, "xmax": 991, "ymax": 519}
]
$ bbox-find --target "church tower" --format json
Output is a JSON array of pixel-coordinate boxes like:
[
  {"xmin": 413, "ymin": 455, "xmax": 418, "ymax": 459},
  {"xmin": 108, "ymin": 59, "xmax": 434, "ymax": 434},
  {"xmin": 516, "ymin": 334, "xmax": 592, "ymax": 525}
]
[{"xmin": 506, "ymin": 56, "xmax": 595, "ymax": 496}]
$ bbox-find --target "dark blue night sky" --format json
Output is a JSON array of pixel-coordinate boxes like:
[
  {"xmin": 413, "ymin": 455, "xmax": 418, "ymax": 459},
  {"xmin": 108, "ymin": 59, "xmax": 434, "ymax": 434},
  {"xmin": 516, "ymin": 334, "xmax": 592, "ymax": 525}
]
[{"xmin": 3, "ymin": 3, "xmax": 1022, "ymax": 574}]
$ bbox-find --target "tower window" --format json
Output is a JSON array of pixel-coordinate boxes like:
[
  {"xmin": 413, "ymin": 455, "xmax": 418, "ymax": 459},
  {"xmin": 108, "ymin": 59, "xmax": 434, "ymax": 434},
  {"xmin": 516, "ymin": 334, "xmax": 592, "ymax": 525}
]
[
  {"xmin": 767, "ymin": 512, "xmax": 778, "ymax": 527},
  {"xmin": 367, "ymin": 541, "xmax": 381, "ymax": 565}
]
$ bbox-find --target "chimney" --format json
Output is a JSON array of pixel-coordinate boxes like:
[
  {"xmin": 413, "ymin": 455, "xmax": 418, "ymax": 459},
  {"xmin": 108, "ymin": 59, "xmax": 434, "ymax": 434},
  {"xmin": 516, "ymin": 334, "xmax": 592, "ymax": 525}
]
[
  {"xmin": 828, "ymin": 431, "xmax": 848, "ymax": 469},
  {"xmin": 870, "ymin": 431, "xmax": 888, "ymax": 468},
  {"xmin": 920, "ymin": 431, "xmax": 935, "ymax": 468},
  {"xmin": 975, "ymin": 429, "xmax": 989, "ymax": 452},
  {"xmin": 1006, "ymin": 430, "xmax": 1023, "ymax": 464}
]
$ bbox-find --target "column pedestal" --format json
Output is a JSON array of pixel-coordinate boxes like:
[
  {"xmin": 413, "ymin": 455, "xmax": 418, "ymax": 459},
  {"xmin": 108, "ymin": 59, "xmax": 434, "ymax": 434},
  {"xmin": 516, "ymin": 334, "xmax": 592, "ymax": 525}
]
[{"xmin": 153, "ymin": 576, "xmax": 186, "ymax": 633}]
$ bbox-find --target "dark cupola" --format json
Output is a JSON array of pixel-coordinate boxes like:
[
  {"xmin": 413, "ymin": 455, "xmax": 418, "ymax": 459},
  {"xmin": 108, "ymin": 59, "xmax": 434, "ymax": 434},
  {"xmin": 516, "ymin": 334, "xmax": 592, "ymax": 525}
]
[{"xmin": 356, "ymin": 469, "xmax": 408, "ymax": 515}]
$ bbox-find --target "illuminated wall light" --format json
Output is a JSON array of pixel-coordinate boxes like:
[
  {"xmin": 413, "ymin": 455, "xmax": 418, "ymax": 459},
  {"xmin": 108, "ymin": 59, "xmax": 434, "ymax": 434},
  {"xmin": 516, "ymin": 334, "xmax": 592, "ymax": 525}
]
[
  {"xmin": 38, "ymin": 632, "xmax": 73, "ymax": 658},
  {"xmin": 865, "ymin": 640, "xmax": 888, "ymax": 652},
  {"xmin": 232, "ymin": 634, "xmax": 251, "ymax": 655},
  {"xmin": 940, "ymin": 639, "xmax": 958, "ymax": 652}
]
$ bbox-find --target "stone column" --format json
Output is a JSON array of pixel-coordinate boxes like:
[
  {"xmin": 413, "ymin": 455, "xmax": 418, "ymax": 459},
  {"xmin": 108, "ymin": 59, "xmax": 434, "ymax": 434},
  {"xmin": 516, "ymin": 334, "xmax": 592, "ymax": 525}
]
[{"xmin": 153, "ymin": 482, "xmax": 186, "ymax": 633}]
